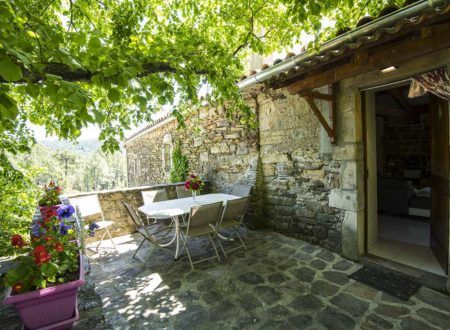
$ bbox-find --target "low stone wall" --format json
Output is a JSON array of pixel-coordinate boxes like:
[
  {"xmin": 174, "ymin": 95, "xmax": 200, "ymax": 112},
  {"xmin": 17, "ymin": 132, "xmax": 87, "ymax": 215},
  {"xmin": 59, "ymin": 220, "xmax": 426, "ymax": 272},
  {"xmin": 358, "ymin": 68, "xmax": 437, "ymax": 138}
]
[{"xmin": 68, "ymin": 182, "xmax": 211, "ymax": 242}]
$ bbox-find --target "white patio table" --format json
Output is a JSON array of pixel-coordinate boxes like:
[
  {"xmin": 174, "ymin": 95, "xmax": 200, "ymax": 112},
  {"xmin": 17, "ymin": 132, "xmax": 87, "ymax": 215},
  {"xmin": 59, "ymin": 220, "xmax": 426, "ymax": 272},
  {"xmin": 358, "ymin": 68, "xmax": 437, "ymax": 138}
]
[{"xmin": 138, "ymin": 193, "xmax": 240, "ymax": 259}]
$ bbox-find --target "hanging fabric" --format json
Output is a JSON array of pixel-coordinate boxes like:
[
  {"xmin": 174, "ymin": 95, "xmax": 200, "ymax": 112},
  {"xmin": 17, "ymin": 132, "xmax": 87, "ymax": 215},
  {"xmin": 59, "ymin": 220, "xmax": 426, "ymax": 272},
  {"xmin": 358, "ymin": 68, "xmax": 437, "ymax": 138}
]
[{"xmin": 408, "ymin": 67, "xmax": 450, "ymax": 101}]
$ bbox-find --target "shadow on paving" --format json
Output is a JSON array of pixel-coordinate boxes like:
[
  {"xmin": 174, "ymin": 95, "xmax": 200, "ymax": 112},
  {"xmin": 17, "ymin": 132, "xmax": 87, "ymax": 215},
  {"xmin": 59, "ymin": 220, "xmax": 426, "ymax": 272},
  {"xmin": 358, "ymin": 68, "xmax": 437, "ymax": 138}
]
[{"xmin": 86, "ymin": 229, "xmax": 450, "ymax": 330}]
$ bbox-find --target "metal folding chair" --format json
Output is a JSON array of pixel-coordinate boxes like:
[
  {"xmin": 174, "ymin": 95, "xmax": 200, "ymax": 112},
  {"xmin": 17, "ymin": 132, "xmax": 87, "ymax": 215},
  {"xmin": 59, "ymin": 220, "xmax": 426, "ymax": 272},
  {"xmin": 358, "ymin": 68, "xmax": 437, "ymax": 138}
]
[
  {"xmin": 141, "ymin": 189, "xmax": 171, "ymax": 224},
  {"xmin": 179, "ymin": 202, "xmax": 223, "ymax": 270},
  {"xmin": 68, "ymin": 194, "xmax": 117, "ymax": 252},
  {"xmin": 123, "ymin": 202, "xmax": 174, "ymax": 263},
  {"xmin": 230, "ymin": 184, "xmax": 252, "ymax": 197},
  {"xmin": 216, "ymin": 196, "xmax": 250, "ymax": 257},
  {"xmin": 176, "ymin": 186, "xmax": 194, "ymax": 198}
]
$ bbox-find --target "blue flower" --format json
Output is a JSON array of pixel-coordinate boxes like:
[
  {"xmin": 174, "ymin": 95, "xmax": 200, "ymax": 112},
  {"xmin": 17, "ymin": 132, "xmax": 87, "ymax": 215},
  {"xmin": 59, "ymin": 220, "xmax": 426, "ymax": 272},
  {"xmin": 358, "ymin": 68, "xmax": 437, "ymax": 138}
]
[
  {"xmin": 87, "ymin": 223, "xmax": 100, "ymax": 237},
  {"xmin": 59, "ymin": 221, "xmax": 68, "ymax": 235},
  {"xmin": 57, "ymin": 204, "xmax": 75, "ymax": 219}
]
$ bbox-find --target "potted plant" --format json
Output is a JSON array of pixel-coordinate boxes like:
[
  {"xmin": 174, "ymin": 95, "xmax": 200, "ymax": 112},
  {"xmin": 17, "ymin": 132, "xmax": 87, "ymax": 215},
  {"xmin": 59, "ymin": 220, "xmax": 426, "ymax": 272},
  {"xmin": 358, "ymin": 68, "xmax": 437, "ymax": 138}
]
[
  {"xmin": 3, "ymin": 203, "xmax": 84, "ymax": 329},
  {"xmin": 38, "ymin": 181, "xmax": 63, "ymax": 222},
  {"xmin": 184, "ymin": 173, "xmax": 204, "ymax": 201}
]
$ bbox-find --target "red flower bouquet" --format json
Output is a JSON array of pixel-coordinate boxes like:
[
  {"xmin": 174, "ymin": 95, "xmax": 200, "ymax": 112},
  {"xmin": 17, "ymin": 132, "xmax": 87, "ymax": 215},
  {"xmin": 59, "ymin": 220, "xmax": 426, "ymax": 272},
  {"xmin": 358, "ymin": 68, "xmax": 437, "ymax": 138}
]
[{"xmin": 184, "ymin": 173, "xmax": 204, "ymax": 192}]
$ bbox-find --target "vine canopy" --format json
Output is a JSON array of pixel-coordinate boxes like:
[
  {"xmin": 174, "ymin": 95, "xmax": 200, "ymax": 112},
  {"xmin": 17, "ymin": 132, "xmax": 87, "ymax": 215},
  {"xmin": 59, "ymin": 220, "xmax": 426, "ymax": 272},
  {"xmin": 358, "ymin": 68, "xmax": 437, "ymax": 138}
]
[{"xmin": 0, "ymin": 0, "xmax": 399, "ymax": 153}]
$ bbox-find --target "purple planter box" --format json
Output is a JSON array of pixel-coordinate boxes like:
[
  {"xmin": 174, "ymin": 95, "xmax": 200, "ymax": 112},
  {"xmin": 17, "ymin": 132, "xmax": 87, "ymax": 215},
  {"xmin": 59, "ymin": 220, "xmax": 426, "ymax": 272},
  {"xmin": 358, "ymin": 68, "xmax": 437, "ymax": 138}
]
[{"xmin": 3, "ymin": 254, "xmax": 85, "ymax": 330}]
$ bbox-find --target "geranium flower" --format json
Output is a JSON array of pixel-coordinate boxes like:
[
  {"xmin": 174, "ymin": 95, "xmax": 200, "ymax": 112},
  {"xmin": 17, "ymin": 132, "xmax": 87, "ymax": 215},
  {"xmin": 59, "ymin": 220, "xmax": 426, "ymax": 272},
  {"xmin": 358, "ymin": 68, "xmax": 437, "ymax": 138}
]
[
  {"xmin": 54, "ymin": 242, "xmax": 64, "ymax": 252},
  {"xmin": 11, "ymin": 234, "xmax": 25, "ymax": 248},
  {"xmin": 57, "ymin": 205, "xmax": 75, "ymax": 219},
  {"xmin": 33, "ymin": 245, "xmax": 51, "ymax": 265}
]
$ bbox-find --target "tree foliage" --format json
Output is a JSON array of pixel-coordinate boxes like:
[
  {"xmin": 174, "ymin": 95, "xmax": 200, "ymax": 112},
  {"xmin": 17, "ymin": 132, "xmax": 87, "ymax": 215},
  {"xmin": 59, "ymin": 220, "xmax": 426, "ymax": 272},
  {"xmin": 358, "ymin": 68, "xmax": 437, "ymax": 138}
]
[{"xmin": 0, "ymin": 0, "xmax": 402, "ymax": 154}]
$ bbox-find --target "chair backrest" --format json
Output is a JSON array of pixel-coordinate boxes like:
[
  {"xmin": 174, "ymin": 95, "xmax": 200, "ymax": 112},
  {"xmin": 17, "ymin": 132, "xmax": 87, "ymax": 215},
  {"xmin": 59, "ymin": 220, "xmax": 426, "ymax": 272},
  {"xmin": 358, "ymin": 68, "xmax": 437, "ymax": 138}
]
[
  {"xmin": 68, "ymin": 194, "xmax": 104, "ymax": 221},
  {"xmin": 123, "ymin": 202, "xmax": 159, "ymax": 243},
  {"xmin": 141, "ymin": 189, "xmax": 168, "ymax": 205},
  {"xmin": 122, "ymin": 202, "xmax": 145, "ymax": 227},
  {"xmin": 186, "ymin": 202, "xmax": 223, "ymax": 236},
  {"xmin": 176, "ymin": 186, "xmax": 193, "ymax": 198},
  {"xmin": 221, "ymin": 196, "xmax": 250, "ymax": 225},
  {"xmin": 230, "ymin": 184, "xmax": 251, "ymax": 197}
]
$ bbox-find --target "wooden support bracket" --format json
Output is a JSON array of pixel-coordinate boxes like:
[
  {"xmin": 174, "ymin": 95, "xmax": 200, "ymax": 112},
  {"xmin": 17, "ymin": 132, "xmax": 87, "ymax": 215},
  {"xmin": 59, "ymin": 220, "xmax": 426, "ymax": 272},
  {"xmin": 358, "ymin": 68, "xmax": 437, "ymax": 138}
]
[{"xmin": 302, "ymin": 84, "xmax": 337, "ymax": 144}]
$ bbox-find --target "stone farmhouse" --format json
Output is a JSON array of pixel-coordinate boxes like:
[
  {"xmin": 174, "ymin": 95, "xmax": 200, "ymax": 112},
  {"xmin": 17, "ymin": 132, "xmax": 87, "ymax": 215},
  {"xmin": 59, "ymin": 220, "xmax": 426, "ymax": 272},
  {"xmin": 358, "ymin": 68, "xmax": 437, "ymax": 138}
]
[{"xmin": 124, "ymin": 1, "xmax": 450, "ymax": 290}]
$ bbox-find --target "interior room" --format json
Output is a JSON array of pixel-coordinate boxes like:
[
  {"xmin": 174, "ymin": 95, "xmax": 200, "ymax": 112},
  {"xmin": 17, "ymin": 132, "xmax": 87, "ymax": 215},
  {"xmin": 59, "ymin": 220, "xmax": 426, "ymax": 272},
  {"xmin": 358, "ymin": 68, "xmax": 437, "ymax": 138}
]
[{"xmin": 368, "ymin": 84, "xmax": 446, "ymax": 276}]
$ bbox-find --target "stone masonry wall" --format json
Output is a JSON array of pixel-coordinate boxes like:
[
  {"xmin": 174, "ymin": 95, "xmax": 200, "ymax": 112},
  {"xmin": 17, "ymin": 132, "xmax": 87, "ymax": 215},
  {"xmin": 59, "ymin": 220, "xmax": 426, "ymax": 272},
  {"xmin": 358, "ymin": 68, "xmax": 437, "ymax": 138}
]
[
  {"xmin": 257, "ymin": 87, "xmax": 344, "ymax": 252},
  {"xmin": 126, "ymin": 120, "xmax": 177, "ymax": 186}
]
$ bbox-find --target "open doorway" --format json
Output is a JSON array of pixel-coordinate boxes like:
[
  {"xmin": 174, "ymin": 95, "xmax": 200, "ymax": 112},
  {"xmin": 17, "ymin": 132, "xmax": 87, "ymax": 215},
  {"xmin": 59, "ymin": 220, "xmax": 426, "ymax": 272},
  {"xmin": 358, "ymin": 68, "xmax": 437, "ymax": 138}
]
[{"xmin": 365, "ymin": 82, "xmax": 448, "ymax": 277}]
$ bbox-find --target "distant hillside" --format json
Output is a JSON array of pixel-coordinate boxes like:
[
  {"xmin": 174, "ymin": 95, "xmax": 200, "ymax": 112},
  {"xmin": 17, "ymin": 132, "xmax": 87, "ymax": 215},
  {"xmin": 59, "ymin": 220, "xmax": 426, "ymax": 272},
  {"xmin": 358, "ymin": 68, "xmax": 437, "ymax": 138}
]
[{"xmin": 39, "ymin": 139, "xmax": 103, "ymax": 155}]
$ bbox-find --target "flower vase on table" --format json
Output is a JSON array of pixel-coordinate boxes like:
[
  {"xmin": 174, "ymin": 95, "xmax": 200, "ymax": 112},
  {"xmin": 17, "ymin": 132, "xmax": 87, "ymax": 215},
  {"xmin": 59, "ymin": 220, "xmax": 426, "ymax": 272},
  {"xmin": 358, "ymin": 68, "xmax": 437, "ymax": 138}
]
[{"xmin": 184, "ymin": 173, "xmax": 204, "ymax": 203}]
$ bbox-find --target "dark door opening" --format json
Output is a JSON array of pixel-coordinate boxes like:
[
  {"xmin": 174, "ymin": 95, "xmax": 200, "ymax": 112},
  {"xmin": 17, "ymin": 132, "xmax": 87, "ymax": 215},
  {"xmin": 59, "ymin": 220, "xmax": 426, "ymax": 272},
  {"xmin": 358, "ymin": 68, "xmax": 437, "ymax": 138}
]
[{"xmin": 365, "ymin": 83, "xmax": 448, "ymax": 276}]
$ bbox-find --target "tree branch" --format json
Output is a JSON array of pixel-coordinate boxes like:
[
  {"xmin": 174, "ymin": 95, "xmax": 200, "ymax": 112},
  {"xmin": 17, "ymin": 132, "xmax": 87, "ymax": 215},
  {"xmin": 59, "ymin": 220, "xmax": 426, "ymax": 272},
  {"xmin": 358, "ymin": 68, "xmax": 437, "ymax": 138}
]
[{"xmin": 0, "ymin": 62, "xmax": 208, "ymax": 84}]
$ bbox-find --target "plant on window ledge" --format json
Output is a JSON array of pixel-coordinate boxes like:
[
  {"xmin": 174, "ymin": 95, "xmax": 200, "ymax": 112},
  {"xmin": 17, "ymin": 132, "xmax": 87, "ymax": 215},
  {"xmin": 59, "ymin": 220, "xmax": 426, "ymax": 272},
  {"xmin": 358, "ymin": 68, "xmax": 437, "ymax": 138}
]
[{"xmin": 169, "ymin": 142, "xmax": 189, "ymax": 183}]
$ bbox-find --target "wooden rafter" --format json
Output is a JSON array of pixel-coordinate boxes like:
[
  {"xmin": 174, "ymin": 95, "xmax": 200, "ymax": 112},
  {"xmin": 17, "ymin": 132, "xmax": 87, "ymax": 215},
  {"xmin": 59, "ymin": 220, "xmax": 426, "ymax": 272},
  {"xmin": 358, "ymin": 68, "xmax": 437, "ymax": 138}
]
[
  {"xmin": 302, "ymin": 84, "xmax": 337, "ymax": 144},
  {"xmin": 284, "ymin": 22, "xmax": 450, "ymax": 94}
]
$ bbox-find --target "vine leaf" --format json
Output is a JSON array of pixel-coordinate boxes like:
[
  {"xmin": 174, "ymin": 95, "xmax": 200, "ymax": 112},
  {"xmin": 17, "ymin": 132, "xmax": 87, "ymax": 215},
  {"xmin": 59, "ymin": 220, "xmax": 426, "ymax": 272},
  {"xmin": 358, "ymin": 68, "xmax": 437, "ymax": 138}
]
[{"xmin": 0, "ymin": 59, "xmax": 23, "ymax": 82}]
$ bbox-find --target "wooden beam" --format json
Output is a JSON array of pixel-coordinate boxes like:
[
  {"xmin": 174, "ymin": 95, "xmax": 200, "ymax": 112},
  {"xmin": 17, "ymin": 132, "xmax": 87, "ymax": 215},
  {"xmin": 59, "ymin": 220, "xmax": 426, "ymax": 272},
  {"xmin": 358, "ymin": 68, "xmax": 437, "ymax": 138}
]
[
  {"xmin": 299, "ymin": 90, "xmax": 333, "ymax": 101},
  {"xmin": 286, "ymin": 22, "xmax": 450, "ymax": 94},
  {"xmin": 304, "ymin": 96, "xmax": 335, "ymax": 143}
]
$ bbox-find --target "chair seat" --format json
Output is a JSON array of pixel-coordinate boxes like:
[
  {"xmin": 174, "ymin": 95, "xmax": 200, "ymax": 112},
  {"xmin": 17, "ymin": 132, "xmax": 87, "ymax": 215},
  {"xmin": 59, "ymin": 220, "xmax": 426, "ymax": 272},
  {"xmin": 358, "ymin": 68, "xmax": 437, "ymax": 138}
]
[
  {"xmin": 220, "ymin": 218, "xmax": 240, "ymax": 229},
  {"xmin": 180, "ymin": 225, "xmax": 215, "ymax": 237},
  {"xmin": 84, "ymin": 220, "xmax": 114, "ymax": 230}
]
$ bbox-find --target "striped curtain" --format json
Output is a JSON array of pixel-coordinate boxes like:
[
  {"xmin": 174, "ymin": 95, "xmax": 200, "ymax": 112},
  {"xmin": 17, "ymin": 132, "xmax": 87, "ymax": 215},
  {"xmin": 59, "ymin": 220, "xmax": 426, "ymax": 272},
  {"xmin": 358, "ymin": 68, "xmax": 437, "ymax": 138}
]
[{"xmin": 408, "ymin": 67, "xmax": 450, "ymax": 101}]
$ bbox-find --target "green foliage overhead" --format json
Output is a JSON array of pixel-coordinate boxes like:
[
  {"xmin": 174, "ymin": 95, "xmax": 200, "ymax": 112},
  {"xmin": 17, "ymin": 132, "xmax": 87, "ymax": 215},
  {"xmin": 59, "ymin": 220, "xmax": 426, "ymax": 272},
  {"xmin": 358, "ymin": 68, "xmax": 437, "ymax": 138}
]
[
  {"xmin": 169, "ymin": 142, "xmax": 189, "ymax": 183},
  {"xmin": 0, "ymin": 0, "xmax": 402, "ymax": 154}
]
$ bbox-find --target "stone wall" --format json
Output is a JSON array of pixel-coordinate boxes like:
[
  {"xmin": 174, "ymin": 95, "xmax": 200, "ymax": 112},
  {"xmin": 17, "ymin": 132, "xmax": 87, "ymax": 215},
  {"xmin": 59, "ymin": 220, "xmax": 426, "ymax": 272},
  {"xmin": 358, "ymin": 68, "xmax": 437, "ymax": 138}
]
[
  {"xmin": 256, "ymin": 87, "xmax": 344, "ymax": 252},
  {"xmin": 126, "ymin": 119, "xmax": 177, "ymax": 186}
]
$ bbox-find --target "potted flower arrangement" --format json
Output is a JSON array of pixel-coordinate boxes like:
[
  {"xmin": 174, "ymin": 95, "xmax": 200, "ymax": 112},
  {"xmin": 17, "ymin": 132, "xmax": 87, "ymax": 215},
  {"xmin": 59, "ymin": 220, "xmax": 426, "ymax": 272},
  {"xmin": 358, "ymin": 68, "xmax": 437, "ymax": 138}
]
[
  {"xmin": 38, "ymin": 181, "xmax": 63, "ymax": 222},
  {"xmin": 3, "ymin": 203, "xmax": 84, "ymax": 329},
  {"xmin": 184, "ymin": 173, "xmax": 204, "ymax": 201}
]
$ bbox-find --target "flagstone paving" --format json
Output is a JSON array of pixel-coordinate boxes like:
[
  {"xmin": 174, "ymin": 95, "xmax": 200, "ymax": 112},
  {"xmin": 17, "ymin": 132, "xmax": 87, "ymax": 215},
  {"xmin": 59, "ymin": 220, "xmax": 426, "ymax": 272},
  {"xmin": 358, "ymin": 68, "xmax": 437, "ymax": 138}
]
[{"xmin": 85, "ymin": 229, "xmax": 450, "ymax": 329}]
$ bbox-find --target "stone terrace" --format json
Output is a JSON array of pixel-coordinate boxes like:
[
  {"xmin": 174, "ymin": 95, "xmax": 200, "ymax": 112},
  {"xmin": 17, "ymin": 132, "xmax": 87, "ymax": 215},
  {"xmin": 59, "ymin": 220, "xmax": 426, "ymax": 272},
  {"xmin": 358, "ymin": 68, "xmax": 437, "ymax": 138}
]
[{"xmin": 85, "ymin": 229, "xmax": 450, "ymax": 329}]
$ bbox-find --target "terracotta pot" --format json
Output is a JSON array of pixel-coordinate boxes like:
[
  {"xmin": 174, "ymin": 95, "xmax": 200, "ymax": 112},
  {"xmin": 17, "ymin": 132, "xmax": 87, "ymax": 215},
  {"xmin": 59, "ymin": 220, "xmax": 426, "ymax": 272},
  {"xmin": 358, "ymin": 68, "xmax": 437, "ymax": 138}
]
[
  {"xmin": 38, "ymin": 205, "xmax": 62, "ymax": 222},
  {"xmin": 3, "ymin": 254, "xmax": 85, "ymax": 330}
]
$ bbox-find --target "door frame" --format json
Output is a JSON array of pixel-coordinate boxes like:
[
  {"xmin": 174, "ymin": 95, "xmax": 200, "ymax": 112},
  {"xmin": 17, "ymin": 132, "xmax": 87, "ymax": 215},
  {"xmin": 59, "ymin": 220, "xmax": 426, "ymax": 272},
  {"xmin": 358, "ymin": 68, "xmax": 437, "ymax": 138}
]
[{"xmin": 362, "ymin": 80, "xmax": 450, "ymax": 277}]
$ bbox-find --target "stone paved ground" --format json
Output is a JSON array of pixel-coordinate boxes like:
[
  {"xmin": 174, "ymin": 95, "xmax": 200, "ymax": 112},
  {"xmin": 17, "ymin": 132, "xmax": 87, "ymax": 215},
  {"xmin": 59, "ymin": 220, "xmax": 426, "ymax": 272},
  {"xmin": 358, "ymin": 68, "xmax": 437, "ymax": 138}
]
[{"xmin": 86, "ymin": 229, "xmax": 450, "ymax": 330}]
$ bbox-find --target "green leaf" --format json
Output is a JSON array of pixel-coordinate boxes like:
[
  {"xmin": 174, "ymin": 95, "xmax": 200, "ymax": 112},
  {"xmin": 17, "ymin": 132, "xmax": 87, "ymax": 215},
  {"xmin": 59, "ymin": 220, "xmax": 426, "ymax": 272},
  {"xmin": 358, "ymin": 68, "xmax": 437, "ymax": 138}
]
[
  {"xmin": 0, "ymin": 59, "xmax": 23, "ymax": 82},
  {"xmin": 0, "ymin": 93, "xmax": 18, "ymax": 119},
  {"xmin": 108, "ymin": 88, "xmax": 120, "ymax": 102},
  {"xmin": 41, "ymin": 262, "xmax": 58, "ymax": 277},
  {"xmin": 26, "ymin": 85, "xmax": 40, "ymax": 98}
]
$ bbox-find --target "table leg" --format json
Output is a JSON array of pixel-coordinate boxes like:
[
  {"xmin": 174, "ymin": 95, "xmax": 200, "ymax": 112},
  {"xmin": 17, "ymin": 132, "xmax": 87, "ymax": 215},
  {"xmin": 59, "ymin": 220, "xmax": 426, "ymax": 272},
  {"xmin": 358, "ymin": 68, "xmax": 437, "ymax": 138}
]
[{"xmin": 174, "ymin": 216, "xmax": 180, "ymax": 259}]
